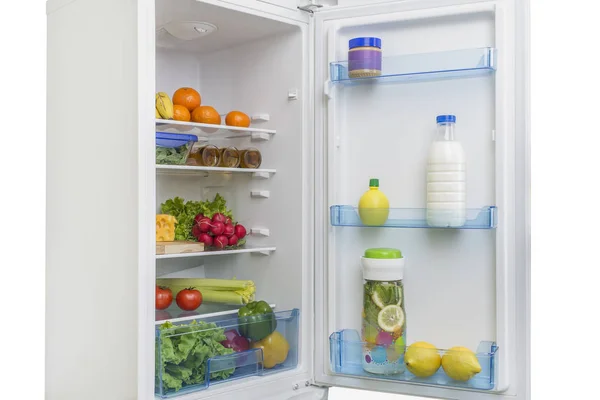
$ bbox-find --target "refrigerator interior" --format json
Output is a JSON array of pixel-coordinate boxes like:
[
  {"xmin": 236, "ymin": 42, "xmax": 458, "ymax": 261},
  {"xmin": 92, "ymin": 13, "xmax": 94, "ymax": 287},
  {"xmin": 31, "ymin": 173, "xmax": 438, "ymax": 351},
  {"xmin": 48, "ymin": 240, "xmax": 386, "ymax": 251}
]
[
  {"xmin": 315, "ymin": 3, "xmax": 516, "ymax": 396},
  {"xmin": 154, "ymin": 0, "xmax": 311, "ymax": 397}
]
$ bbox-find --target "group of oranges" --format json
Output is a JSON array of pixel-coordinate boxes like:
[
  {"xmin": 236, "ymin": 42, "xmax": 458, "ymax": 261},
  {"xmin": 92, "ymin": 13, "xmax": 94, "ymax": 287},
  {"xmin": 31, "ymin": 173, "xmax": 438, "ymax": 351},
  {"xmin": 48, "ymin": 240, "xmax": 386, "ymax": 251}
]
[{"xmin": 171, "ymin": 87, "xmax": 251, "ymax": 128}]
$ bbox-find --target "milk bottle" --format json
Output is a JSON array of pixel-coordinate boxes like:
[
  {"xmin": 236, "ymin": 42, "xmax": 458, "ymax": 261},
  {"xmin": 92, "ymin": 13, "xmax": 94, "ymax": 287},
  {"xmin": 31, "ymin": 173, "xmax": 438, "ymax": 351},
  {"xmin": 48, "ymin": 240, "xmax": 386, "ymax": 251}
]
[{"xmin": 426, "ymin": 115, "xmax": 466, "ymax": 227}]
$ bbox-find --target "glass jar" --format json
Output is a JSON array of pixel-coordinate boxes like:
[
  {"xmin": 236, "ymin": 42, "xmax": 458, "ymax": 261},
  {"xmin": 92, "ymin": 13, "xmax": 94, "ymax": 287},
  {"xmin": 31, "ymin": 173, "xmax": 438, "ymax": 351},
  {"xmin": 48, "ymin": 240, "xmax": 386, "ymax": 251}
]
[
  {"xmin": 186, "ymin": 144, "xmax": 220, "ymax": 167},
  {"xmin": 348, "ymin": 37, "xmax": 382, "ymax": 78},
  {"xmin": 240, "ymin": 148, "xmax": 262, "ymax": 169},
  {"xmin": 218, "ymin": 146, "xmax": 241, "ymax": 168},
  {"xmin": 361, "ymin": 248, "xmax": 406, "ymax": 375}
]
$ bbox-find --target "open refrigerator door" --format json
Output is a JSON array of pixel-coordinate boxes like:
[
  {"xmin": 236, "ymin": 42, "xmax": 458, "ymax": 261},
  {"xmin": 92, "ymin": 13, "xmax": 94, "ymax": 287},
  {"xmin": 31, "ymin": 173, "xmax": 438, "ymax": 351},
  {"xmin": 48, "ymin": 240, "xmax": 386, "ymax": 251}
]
[{"xmin": 312, "ymin": 1, "xmax": 529, "ymax": 399}]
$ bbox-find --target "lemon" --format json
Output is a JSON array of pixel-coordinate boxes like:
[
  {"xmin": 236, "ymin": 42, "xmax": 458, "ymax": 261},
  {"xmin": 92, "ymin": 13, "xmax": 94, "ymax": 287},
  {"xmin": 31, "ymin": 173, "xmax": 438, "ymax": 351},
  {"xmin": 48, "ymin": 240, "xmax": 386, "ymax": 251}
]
[
  {"xmin": 358, "ymin": 178, "xmax": 389, "ymax": 226},
  {"xmin": 405, "ymin": 342, "xmax": 441, "ymax": 377},
  {"xmin": 441, "ymin": 346, "xmax": 482, "ymax": 381},
  {"xmin": 371, "ymin": 284, "xmax": 402, "ymax": 308},
  {"xmin": 377, "ymin": 305, "xmax": 405, "ymax": 333}
]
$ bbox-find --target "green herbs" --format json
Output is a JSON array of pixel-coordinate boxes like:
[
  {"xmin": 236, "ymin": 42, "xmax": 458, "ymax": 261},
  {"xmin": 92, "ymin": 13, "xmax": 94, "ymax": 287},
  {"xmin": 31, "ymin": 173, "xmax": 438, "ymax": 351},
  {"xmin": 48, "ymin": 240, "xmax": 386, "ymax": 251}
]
[
  {"xmin": 156, "ymin": 144, "xmax": 190, "ymax": 165},
  {"xmin": 160, "ymin": 194, "xmax": 234, "ymax": 241},
  {"xmin": 156, "ymin": 320, "xmax": 235, "ymax": 393}
]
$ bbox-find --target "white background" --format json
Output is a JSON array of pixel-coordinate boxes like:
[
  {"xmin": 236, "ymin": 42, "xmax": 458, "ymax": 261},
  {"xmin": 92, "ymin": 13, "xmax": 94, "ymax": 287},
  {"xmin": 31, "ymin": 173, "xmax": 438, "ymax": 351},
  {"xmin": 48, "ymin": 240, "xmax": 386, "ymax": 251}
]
[{"xmin": 0, "ymin": 0, "xmax": 598, "ymax": 399}]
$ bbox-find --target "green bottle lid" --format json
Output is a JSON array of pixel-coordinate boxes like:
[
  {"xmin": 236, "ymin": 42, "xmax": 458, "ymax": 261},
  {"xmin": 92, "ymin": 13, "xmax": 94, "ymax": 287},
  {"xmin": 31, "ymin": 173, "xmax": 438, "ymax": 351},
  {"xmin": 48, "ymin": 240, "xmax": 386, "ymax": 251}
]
[
  {"xmin": 364, "ymin": 248, "xmax": 402, "ymax": 259},
  {"xmin": 369, "ymin": 178, "xmax": 379, "ymax": 187}
]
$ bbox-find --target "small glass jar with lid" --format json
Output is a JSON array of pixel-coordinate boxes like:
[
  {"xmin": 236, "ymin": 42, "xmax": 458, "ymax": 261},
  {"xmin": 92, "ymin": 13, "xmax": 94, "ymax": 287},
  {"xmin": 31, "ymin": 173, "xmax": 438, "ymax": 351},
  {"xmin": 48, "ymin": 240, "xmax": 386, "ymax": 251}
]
[
  {"xmin": 240, "ymin": 148, "xmax": 262, "ymax": 169},
  {"xmin": 186, "ymin": 144, "xmax": 221, "ymax": 167},
  {"xmin": 348, "ymin": 37, "xmax": 382, "ymax": 78},
  {"xmin": 218, "ymin": 146, "xmax": 241, "ymax": 168},
  {"xmin": 361, "ymin": 247, "xmax": 406, "ymax": 375}
]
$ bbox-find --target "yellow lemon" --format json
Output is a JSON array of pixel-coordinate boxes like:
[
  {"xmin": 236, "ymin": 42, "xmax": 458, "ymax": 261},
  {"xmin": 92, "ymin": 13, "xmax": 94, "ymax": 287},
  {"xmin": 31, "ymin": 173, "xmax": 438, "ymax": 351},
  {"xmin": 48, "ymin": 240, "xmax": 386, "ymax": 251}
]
[
  {"xmin": 441, "ymin": 346, "xmax": 482, "ymax": 381},
  {"xmin": 405, "ymin": 342, "xmax": 441, "ymax": 377}
]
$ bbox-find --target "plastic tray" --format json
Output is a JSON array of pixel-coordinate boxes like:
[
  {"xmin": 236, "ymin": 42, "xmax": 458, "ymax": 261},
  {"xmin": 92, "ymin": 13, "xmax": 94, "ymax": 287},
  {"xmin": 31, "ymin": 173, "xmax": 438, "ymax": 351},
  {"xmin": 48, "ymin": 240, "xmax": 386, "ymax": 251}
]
[
  {"xmin": 155, "ymin": 309, "xmax": 300, "ymax": 398},
  {"xmin": 329, "ymin": 329, "xmax": 497, "ymax": 390}
]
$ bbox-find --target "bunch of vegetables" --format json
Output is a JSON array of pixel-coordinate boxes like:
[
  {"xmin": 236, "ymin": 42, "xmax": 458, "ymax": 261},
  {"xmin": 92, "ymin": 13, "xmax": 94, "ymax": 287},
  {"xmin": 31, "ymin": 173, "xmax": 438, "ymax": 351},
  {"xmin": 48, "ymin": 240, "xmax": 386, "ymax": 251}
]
[
  {"xmin": 157, "ymin": 278, "xmax": 255, "ymax": 306},
  {"xmin": 156, "ymin": 320, "xmax": 235, "ymax": 393},
  {"xmin": 160, "ymin": 194, "xmax": 248, "ymax": 250}
]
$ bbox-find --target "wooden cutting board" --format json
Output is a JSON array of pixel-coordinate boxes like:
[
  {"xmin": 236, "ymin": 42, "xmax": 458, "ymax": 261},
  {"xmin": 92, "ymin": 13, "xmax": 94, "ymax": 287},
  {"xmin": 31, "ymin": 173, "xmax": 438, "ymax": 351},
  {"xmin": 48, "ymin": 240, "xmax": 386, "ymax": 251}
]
[{"xmin": 156, "ymin": 241, "xmax": 205, "ymax": 255}]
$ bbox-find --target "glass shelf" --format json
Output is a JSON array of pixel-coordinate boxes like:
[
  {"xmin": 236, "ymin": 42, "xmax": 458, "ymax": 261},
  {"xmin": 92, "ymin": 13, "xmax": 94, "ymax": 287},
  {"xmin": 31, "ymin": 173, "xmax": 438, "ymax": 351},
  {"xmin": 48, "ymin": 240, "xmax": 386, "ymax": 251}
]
[
  {"xmin": 329, "ymin": 329, "xmax": 497, "ymax": 391},
  {"xmin": 330, "ymin": 47, "xmax": 496, "ymax": 84},
  {"xmin": 156, "ymin": 164, "xmax": 276, "ymax": 178},
  {"xmin": 155, "ymin": 245, "xmax": 276, "ymax": 259},
  {"xmin": 156, "ymin": 119, "xmax": 276, "ymax": 141},
  {"xmin": 330, "ymin": 205, "xmax": 497, "ymax": 229},
  {"xmin": 155, "ymin": 309, "xmax": 300, "ymax": 398},
  {"xmin": 154, "ymin": 303, "xmax": 277, "ymax": 325}
]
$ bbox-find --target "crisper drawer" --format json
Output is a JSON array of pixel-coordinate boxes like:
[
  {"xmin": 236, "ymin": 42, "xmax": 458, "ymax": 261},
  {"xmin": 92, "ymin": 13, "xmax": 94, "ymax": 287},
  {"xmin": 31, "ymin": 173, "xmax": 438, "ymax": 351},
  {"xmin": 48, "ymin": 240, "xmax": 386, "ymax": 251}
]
[
  {"xmin": 155, "ymin": 309, "xmax": 300, "ymax": 398},
  {"xmin": 329, "ymin": 330, "xmax": 497, "ymax": 391}
]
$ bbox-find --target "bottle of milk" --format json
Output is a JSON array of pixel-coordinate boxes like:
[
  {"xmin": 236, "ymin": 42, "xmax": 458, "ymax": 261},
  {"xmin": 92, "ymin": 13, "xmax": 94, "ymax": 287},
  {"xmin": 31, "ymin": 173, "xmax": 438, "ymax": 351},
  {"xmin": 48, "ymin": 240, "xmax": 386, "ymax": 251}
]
[{"xmin": 426, "ymin": 115, "xmax": 466, "ymax": 227}]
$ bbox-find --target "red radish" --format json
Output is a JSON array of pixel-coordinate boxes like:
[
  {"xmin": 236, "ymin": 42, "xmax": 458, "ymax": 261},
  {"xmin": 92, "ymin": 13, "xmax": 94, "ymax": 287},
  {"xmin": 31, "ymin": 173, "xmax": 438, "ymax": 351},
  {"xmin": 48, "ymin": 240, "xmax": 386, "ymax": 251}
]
[
  {"xmin": 191, "ymin": 224, "xmax": 202, "ymax": 239},
  {"xmin": 228, "ymin": 234, "xmax": 239, "ymax": 247},
  {"xmin": 199, "ymin": 217, "xmax": 212, "ymax": 233},
  {"xmin": 211, "ymin": 221, "xmax": 225, "ymax": 236},
  {"xmin": 194, "ymin": 213, "xmax": 205, "ymax": 225},
  {"xmin": 223, "ymin": 223, "xmax": 235, "ymax": 237},
  {"xmin": 212, "ymin": 213, "xmax": 226, "ymax": 224},
  {"xmin": 234, "ymin": 224, "xmax": 247, "ymax": 239},
  {"xmin": 198, "ymin": 233, "xmax": 213, "ymax": 246},
  {"xmin": 214, "ymin": 235, "xmax": 228, "ymax": 249},
  {"xmin": 224, "ymin": 216, "xmax": 232, "ymax": 225}
]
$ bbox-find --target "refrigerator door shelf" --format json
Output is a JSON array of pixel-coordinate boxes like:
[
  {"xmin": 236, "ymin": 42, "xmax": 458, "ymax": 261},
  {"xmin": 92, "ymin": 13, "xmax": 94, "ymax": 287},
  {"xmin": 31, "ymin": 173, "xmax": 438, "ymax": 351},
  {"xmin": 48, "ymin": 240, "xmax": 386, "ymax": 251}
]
[
  {"xmin": 330, "ymin": 205, "xmax": 497, "ymax": 229},
  {"xmin": 329, "ymin": 329, "xmax": 498, "ymax": 391},
  {"xmin": 330, "ymin": 47, "xmax": 496, "ymax": 84}
]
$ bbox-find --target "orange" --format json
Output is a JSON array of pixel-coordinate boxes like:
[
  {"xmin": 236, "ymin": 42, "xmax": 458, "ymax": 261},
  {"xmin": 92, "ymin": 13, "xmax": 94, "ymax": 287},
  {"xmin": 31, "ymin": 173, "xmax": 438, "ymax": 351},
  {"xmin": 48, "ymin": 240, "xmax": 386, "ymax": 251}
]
[
  {"xmin": 191, "ymin": 106, "xmax": 221, "ymax": 125},
  {"xmin": 173, "ymin": 87, "xmax": 201, "ymax": 112},
  {"xmin": 173, "ymin": 105, "xmax": 191, "ymax": 122},
  {"xmin": 225, "ymin": 111, "xmax": 251, "ymax": 128}
]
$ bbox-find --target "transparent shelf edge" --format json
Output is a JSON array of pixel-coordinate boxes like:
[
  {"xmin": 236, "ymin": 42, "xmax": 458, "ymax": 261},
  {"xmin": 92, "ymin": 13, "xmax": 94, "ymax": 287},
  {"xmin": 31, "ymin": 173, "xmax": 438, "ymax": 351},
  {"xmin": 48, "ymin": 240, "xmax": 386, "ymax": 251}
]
[
  {"xmin": 156, "ymin": 119, "xmax": 276, "ymax": 138},
  {"xmin": 329, "ymin": 329, "xmax": 497, "ymax": 391},
  {"xmin": 330, "ymin": 205, "xmax": 497, "ymax": 229},
  {"xmin": 155, "ymin": 303, "xmax": 277, "ymax": 325},
  {"xmin": 330, "ymin": 47, "xmax": 497, "ymax": 83},
  {"xmin": 155, "ymin": 245, "xmax": 276, "ymax": 259}
]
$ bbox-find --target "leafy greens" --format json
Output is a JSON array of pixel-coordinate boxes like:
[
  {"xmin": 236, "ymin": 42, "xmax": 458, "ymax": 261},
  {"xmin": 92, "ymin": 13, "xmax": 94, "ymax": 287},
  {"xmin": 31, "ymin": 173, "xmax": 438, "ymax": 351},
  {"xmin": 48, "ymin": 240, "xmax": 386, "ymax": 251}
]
[
  {"xmin": 156, "ymin": 144, "xmax": 190, "ymax": 165},
  {"xmin": 156, "ymin": 320, "xmax": 235, "ymax": 393},
  {"xmin": 160, "ymin": 194, "xmax": 234, "ymax": 241}
]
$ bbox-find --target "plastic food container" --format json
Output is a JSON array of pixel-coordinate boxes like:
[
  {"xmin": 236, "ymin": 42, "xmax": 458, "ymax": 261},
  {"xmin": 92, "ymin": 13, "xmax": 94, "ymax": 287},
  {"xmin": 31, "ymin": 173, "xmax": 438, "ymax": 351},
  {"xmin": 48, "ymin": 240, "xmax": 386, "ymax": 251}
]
[
  {"xmin": 218, "ymin": 146, "xmax": 241, "ymax": 168},
  {"xmin": 156, "ymin": 132, "xmax": 198, "ymax": 165},
  {"xmin": 348, "ymin": 37, "xmax": 382, "ymax": 78},
  {"xmin": 240, "ymin": 148, "xmax": 262, "ymax": 169},
  {"xmin": 186, "ymin": 144, "xmax": 221, "ymax": 167},
  {"xmin": 361, "ymin": 248, "xmax": 406, "ymax": 375}
]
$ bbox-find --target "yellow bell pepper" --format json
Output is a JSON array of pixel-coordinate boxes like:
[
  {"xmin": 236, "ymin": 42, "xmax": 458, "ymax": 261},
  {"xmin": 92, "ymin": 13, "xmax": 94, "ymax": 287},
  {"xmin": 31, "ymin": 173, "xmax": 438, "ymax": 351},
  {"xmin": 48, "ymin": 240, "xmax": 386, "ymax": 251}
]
[{"xmin": 251, "ymin": 331, "xmax": 290, "ymax": 369}]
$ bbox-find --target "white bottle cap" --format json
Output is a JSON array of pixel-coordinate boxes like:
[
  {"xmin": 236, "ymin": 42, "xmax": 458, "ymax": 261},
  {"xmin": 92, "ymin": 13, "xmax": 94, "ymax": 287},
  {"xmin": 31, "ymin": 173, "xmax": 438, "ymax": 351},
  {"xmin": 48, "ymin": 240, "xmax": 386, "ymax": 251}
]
[{"xmin": 361, "ymin": 248, "xmax": 405, "ymax": 281}]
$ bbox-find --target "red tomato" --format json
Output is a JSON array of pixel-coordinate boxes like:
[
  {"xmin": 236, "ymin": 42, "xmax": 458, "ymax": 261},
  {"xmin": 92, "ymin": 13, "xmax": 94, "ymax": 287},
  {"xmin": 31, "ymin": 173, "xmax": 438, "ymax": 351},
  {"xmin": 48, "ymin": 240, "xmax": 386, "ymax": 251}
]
[
  {"xmin": 176, "ymin": 288, "xmax": 203, "ymax": 311},
  {"xmin": 156, "ymin": 286, "xmax": 173, "ymax": 310}
]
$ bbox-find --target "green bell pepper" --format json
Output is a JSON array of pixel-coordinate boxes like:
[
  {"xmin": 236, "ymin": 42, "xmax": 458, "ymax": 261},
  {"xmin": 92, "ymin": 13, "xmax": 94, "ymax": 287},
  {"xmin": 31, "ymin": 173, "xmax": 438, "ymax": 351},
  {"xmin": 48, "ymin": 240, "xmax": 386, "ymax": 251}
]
[{"xmin": 237, "ymin": 301, "xmax": 277, "ymax": 341}]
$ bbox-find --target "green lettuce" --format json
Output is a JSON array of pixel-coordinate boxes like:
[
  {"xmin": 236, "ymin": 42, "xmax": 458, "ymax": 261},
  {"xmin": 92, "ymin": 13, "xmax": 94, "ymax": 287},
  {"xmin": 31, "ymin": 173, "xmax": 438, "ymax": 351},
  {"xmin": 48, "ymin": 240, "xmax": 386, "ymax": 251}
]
[{"xmin": 156, "ymin": 320, "xmax": 235, "ymax": 393}]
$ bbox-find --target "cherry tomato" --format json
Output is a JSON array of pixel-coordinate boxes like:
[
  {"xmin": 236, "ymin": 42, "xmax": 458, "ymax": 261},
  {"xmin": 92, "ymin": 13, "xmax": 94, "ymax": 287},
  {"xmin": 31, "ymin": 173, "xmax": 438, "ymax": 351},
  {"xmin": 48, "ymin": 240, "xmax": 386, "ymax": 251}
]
[
  {"xmin": 156, "ymin": 286, "xmax": 173, "ymax": 310},
  {"xmin": 176, "ymin": 288, "xmax": 203, "ymax": 311}
]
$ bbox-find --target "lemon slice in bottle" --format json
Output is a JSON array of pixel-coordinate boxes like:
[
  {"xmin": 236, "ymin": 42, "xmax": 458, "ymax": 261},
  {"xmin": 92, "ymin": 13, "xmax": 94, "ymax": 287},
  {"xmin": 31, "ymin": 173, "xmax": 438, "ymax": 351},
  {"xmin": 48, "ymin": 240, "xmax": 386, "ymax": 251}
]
[
  {"xmin": 377, "ymin": 305, "xmax": 405, "ymax": 333},
  {"xmin": 372, "ymin": 285, "xmax": 403, "ymax": 308}
]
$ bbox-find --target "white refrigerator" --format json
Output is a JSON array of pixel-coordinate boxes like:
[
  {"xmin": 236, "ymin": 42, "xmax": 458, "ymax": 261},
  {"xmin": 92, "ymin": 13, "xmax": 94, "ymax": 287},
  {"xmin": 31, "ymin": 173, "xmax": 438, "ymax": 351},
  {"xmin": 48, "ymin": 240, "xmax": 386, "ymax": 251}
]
[{"xmin": 45, "ymin": 0, "xmax": 530, "ymax": 399}]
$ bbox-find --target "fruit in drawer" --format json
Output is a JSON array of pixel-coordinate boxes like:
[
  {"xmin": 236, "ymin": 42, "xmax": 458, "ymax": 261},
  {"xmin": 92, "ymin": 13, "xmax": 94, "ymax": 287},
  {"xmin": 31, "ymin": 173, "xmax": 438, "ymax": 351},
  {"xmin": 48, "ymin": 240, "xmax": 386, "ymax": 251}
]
[
  {"xmin": 441, "ymin": 346, "xmax": 482, "ymax": 381},
  {"xmin": 156, "ymin": 214, "xmax": 177, "ymax": 242},
  {"xmin": 225, "ymin": 111, "xmax": 251, "ymax": 128},
  {"xmin": 238, "ymin": 301, "xmax": 277, "ymax": 341},
  {"xmin": 250, "ymin": 331, "xmax": 290, "ymax": 369},
  {"xmin": 172, "ymin": 87, "xmax": 201, "ymax": 112},
  {"xmin": 173, "ymin": 104, "xmax": 191, "ymax": 122},
  {"xmin": 405, "ymin": 342, "xmax": 441, "ymax": 377},
  {"xmin": 191, "ymin": 105, "xmax": 221, "ymax": 125},
  {"xmin": 155, "ymin": 92, "xmax": 174, "ymax": 119}
]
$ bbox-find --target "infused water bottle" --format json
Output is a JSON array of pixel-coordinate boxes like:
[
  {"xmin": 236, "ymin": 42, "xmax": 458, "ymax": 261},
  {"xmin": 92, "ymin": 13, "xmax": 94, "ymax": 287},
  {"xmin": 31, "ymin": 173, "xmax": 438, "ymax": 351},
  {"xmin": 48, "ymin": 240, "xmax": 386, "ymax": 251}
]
[
  {"xmin": 361, "ymin": 248, "xmax": 406, "ymax": 375},
  {"xmin": 426, "ymin": 115, "xmax": 467, "ymax": 227}
]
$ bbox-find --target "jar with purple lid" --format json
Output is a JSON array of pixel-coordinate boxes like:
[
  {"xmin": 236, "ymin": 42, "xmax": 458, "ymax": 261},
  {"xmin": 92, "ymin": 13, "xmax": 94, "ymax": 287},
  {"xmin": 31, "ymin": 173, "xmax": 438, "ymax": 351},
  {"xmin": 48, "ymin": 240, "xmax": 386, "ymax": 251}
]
[{"xmin": 348, "ymin": 37, "xmax": 382, "ymax": 78}]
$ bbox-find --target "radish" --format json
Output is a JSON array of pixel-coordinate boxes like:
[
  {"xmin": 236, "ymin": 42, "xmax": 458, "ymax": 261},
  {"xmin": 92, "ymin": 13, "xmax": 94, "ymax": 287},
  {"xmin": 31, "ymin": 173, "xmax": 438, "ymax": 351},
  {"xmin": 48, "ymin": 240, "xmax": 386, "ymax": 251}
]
[
  {"xmin": 191, "ymin": 224, "xmax": 202, "ymax": 239},
  {"xmin": 234, "ymin": 224, "xmax": 247, "ymax": 239},
  {"xmin": 199, "ymin": 217, "xmax": 212, "ymax": 233},
  {"xmin": 224, "ymin": 216, "xmax": 232, "ymax": 225},
  {"xmin": 223, "ymin": 223, "xmax": 235, "ymax": 238},
  {"xmin": 198, "ymin": 233, "xmax": 213, "ymax": 246},
  {"xmin": 228, "ymin": 234, "xmax": 239, "ymax": 247},
  {"xmin": 214, "ymin": 235, "xmax": 228, "ymax": 249},
  {"xmin": 212, "ymin": 213, "xmax": 226, "ymax": 224},
  {"xmin": 211, "ymin": 221, "xmax": 225, "ymax": 236},
  {"xmin": 194, "ymin": 213, "xmax": 205, "ymax": 225}
]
